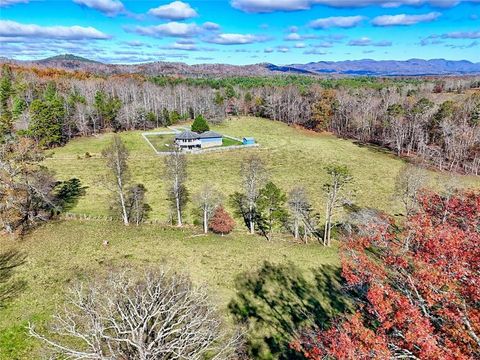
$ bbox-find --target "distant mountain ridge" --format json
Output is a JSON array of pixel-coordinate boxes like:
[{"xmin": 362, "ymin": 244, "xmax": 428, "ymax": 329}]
[
  {"xmin": 288, "ymin": 59, "xmax": 480, "ymax": 76},
  {"xmin": 3, "ymin": 54, "xmax": 480, "ymax": 77}
]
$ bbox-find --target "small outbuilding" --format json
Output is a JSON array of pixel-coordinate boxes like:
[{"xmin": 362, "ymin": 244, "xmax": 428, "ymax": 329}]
[{"xmin": 243, "ymin": 137, "xmax": 255, "ymax": 145}]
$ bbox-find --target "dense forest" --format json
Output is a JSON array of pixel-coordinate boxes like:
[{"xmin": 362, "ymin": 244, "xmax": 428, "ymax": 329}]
[{"xmin": 1, "ymin": 64, "xmax": 479, "ymax": 174}]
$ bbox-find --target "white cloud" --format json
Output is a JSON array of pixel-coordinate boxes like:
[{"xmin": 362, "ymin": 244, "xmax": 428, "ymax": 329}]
[
  {"xmin": 439, "ymin": 30, "xmax": 480, "ymax": 39},
  {"xmin": 231, "ymin": 0, "xmax": 473, "ymax": 13},
  {"xmin": 169, "ymin": 41, "xmax": 198, "ymax": 50},
  {"xmin": 309, "ymin": 15, "xmax": 365, "ymax": 29},
  {"xmin": 313, "ymin": 41, "xmax": 334, "ymax": 48},
  {"xmin": 123, "ymin": 40, "xmax": 145, "ymax": 47},
  {"xmin": 133, "ymin": 22, "xmax": 201, "ymax": 38},
  {"xmin": 73, "ymin": 0, "xmax": 125, "ymax": 16},
  {"xmin": 0, "ymin": 20, "xmax": 110, "ymax": 40},
  {"xmin": 304, "ymin": 48, "xmax": 328, "ymax": 55},
  {"xmin": 205, "ymin": 33, "xmax": 267, "ymax": 45},
  {"xmin": 202, "ymin": 22, "xmax": 221, "ymax": 30},
  {"xmin": 285, "ymin": 32, "xmax": 302, "ymax": 40},
  {"xmin": 232, "ymin": 0, "xmax": 313, "ymax": 13},
  {"xmin": 148, "ymin": 1, "xmax": 198, "ymax": 20},
  {"xmin": 372, "ymin": 12, "xmax": 441, "ymax": 26},
  {"xmin": 0, "ymin": 0, "xmax": 28, "ymax": 7},
  {"xmin": 348, "ymin": 37, "xmax": 392, "ymax": 46},
  {"xmin": 295, "ymin": 42, "xmax": 306, "ymax": 48}
]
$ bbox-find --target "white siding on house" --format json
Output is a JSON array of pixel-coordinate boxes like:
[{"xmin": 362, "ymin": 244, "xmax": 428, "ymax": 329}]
[{"xmin": 200, "ymin": 137, "xmax": 222, "ymax": 148}]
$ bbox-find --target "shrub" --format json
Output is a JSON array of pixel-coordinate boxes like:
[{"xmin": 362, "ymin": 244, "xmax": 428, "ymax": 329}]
[{"xmin": 209, "ymin": 206, "xmax": 235, "ymax": 235}]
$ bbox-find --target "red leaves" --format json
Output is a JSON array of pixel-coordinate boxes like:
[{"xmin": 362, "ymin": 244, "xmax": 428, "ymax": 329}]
[
  {"xmin": 208, "ymin": 206, "xmax": 235, "ymax": 235},
  {"xmin": 297, "ymin": 191, "xmax": 480, "ymax": 360}
]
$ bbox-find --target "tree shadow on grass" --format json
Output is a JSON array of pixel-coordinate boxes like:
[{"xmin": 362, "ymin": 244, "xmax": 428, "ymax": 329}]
[
  {"xmin": 229, "ymin": 261, "xmax": 351, "ymax": 360},
  {"xmin": 0, "ymin": 250, "xmax": 26, "ymax": 309},
  {"xmin": 352, "ymin": 140, "xmax": 397, "ymax": 157}
]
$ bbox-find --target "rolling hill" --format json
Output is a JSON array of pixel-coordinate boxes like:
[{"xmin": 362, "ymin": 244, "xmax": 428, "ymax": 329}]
[{"xmin": 2, "ymin": 54, "xmax": 480, "ymax": 77}]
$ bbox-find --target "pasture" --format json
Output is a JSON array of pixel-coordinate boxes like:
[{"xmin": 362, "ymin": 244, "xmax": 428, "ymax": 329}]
[
  {"xmin": 42, "ymin": 116, "xmax": 479, "ymax": 221},
  {"xmin": 0, "ymin": 116, "xmax": 478, "ymax": 359}
]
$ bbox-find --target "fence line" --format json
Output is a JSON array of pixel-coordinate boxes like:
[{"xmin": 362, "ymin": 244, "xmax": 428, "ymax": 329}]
[
  {"xmin": 141, "ymin": 130, "xmax": 259, "ymax": 155},
  {"xmin": 61, "ymin": 212, "xmax": 167, "ymax": 225}
]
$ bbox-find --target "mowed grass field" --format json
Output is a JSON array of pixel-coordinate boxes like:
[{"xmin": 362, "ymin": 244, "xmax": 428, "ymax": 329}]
[
  {"xmin": 42, "ymin": 116, "xmax": 479, "ymax": 220},
  {"xmin": 0, "ymin": 116, "xmax": 478, "ymax": 359}
]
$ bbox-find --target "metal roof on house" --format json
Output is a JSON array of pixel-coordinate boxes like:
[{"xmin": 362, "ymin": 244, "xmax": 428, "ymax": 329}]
[
  {"xmin": 198, "ymin": 131, "xmax": 222, "ymax": 139},
  {"xmin": 175, "ymin": 130, "xmax": 199, "ymax": 140}
]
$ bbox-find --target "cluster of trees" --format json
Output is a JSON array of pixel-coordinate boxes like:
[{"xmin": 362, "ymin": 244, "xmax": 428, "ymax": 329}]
[
  {"xmin": 171, "ymin": 147, "xmax": 353, "ymax": 245},
  {"xmin": 102, "ymin": 135, "xmax": 353, "ymax": 245},
  {"xmin": 0, "ymin": 136, "xmax": 85, "ymax": 235},
  {"xmin": 2, "ymin": 65, "xmax": 478, "ymax": 174},
  {"xmin": 101, "ymin": 135, "xmax": 236, "ymax": 235},
  {"xmin": 229, "ymin": 189, "xmax": 480, "ymax": 359},
  {"xmin": 231, "ymin": 156, "xmax": 354, "ymax": 245},
  {"xmin": 329, "ymin": 90, "xmax": 480, "ymax": 175},
  {"xmin": 294, "ymin": 189, "xmax": 480, "ymax": 360}
]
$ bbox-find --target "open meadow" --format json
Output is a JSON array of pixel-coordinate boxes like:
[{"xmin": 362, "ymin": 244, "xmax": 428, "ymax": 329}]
[
  {"xmin": 0, "ymin": 116, "xmax": 478, "ymax": 359},
  {"xmin": 42, "ymin": 116, "xmax": 479, "ymax": 221}
]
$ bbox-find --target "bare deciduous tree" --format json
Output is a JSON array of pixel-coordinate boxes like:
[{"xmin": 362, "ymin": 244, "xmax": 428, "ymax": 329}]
[
  {"xmin": 102, "ymin": 134, "xmax": 130, "ymax": 226},
  {"xmin": 0, "ymin": 137, "xmax": 58, "ymax": 234},
  {"xmin": 193, "ymin": 184, "xmax": 222, "ymax": 234},
  {"xmin": 126, "ymin": 183, "xmax": 150, "ymax": 226},
  {"xmin": 164, "ymin": 150, "xmax": 188, "ymax": 226},
  {"xmin": 29, "ymin": 270, "xmax": 241, "ymax": 360},
  {"xmin": 287, "ymin": 186, "xmax": 318, "ymax": 243},
  {"xmin": 240, "ymin": 155, "xmax": 267, "ymax": 235},
  {"xmin": 323, "ymin": 164, "xmax": 353, "ymax": 247},
  {"xmin": 394, "ymin": 164, "xmax": 428, "ymax": 216}
]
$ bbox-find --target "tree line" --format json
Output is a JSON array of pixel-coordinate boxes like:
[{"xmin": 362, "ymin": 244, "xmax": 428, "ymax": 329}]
[{"xmin": 1, "ymin": 64, "xmax": 479, "ymax": 175}]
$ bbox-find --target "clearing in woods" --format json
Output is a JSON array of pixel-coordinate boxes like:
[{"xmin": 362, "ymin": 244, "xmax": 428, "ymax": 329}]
[
  {"xmin": 0, "ymin": 116, "xmax": 478, "ymax": 359},
  {"xmin": 42, "ymin": 116, "xmax": 479, "ymax": 221}
]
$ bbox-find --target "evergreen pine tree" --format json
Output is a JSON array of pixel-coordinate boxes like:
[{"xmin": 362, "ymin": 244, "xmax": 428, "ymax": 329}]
[
  {"xmin": 191, "ymin": 115, "xmax": 210, "ymax": 133},
  {"xmin": 0, "ymin": 65, "xmax": 13, "ymax": 137}
]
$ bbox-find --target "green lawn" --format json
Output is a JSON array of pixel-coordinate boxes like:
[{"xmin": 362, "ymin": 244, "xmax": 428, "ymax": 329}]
[
  {"xmin": 0, "ymin": 220, "xmax": 337, "ymax": 359},
  {"xmin": 222, "ymin": 137, "xmax": 243, "ymax": 146},
  {"xmin": 144, "ymin": 133, "xmax": 175, "ymax": 152}
]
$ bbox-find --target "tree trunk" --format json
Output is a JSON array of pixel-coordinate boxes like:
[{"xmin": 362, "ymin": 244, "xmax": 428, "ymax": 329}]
[
  {"xmin": 203, "ymin": 210, "xmax": 208, "ymax": 234},
  {"xmin": 294, "ymin": 218, "xmax": 299, "ymax": 240},
  {"xmin": 117, "ymin": 174, "xmax": 129, "ymax": 226},
  {"xmin": 249, "ymin": 204, "xmax": 254, "ymax": 234},
  {"xmin": 175, "ymin": 193, "xmax": 182, "ymax": 227}
]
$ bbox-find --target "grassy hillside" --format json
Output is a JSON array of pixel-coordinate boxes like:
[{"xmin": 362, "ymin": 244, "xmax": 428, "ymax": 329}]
[
  {"xmin": 1, "ymin": 116, "xmax": 478, "ymax": 359},
  {"xmin": 44, "ymin": 116, "xmax": 479, "ymax": 221},
  {"xmin": 0, "ymin": 221, "xmax": 337, "ymax": 359}
]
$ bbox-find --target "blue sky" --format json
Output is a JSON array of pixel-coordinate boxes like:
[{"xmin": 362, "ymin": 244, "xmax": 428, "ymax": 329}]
[{"xmin": 0, "ymin": 0, "xmax": 479, "ymax": 64}]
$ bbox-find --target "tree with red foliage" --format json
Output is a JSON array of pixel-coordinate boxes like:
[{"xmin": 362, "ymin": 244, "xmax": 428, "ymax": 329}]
[
  {"xmin": 209, "ymin": 206, "xmax": 235, "ymax": 236},
  {"xmin": 295, "ymin": 190, "xmax": 480, "ymax": 360}
]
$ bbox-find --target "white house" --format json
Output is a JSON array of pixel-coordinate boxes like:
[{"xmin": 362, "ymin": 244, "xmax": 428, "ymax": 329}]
[{"xmin": 174, "ymin": 130, "xmax": 223, "ymax": 150}]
